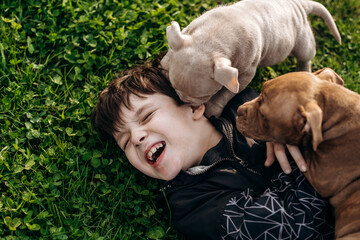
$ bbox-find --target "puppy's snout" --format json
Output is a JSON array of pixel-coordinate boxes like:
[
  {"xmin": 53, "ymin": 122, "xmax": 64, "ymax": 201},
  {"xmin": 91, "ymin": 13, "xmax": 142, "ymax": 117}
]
[
  {"xmin": 236, "ymin": 105, "xmax": 250, "ymax": 134},
  {"xmin": 237, "ymin": 105, "xmax": 249, "ymax": 118}
]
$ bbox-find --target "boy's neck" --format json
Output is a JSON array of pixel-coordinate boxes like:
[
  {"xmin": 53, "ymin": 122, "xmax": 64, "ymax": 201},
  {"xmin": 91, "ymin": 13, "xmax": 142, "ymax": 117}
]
[{"xmin": 195, "ymin": 120, "xmax": 223, "ymax": 166}]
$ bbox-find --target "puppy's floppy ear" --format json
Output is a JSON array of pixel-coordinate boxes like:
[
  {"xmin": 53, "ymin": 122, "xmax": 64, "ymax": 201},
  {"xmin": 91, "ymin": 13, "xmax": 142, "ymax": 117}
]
[
  {"xmin": 293, "ymin": 101, "xmax": 323, "ymax": 151},
  {"xmin": 313, "ymin": 68, "xmax": 344, "ymax": 85},
  {"xmin": 166, "ymin": 21, "xmax": 192, "ymax": 51},
  {"xmin": 214, "ymin": 57, "xmax": 239, "ymax": 93}
]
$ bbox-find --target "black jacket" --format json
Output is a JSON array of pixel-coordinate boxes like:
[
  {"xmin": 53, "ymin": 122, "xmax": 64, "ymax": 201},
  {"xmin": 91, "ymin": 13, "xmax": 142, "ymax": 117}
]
[{"xmin": 157, "ymin": 89, "xmax": 334, "ymax": 240}]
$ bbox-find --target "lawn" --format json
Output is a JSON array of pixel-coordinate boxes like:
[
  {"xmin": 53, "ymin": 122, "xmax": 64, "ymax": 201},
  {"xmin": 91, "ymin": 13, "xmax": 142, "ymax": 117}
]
[{"xmin": 0, "ymin": 0, "xmax": 359, "ymax": 239}]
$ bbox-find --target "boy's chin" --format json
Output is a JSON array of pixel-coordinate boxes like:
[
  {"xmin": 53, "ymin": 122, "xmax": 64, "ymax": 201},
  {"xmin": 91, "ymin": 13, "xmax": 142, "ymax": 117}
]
[{"xmin": 158, "ymin": 169, "xmax": 181, "ymax": 181}]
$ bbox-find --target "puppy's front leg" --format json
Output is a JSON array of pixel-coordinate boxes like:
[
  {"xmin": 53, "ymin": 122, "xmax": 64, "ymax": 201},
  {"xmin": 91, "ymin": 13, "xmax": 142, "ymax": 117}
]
[
  {"xmin": 296, "ymin": 60, "xmax": 312, "ymax": 72},
  {"xmin": 205, "ymin": 88, "xmax": 235, "ymax": 117}
]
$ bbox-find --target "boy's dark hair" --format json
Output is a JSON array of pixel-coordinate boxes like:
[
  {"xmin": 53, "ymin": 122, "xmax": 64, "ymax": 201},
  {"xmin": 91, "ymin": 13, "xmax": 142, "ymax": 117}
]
[{"xmin": 91, "ymin": 54, "xmax": 183, "ymax": 140}]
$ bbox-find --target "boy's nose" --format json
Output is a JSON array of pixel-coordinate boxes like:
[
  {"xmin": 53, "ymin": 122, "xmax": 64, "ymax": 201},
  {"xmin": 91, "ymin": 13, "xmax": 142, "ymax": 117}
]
[{"xmin": 131, "ymin": 129, "xmax": 147, "ymax": 146}]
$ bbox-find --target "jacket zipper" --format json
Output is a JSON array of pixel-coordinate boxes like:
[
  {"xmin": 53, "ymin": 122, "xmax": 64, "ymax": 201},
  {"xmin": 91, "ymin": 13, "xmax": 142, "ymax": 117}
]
[
  {"xmin": 164, "ymin": 118, "xmax": 261, "ymax": 191},
  {"xmin": 222, "ymin": 119, "xmax": 261, "ymax": 175},
  {"xmin": 187, "ymin": 119, "xmax": 260, "ymax": 176}
]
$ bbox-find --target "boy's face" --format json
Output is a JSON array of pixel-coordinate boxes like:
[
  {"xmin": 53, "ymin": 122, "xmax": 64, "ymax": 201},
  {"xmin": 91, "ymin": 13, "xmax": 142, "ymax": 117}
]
[{"xmin": 114, "ymin": 93, "xmax": 207, "ymax": 180}]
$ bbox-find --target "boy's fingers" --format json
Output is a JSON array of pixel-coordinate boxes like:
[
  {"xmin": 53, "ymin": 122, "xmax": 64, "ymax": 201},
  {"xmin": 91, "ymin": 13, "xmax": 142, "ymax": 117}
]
[
  {"xmin": 266, "ymin": 143, "xmax": 302, "ymax": 174},
  {"xmin": 265, "ymin": 142, "xmax": 275, "ymax": 167},
  {"xmin": 286, "ymin": 144, "xmax": 307, "ymax": 172},
  {"xmin": 266, "ymin": 142, "xmax": 291, "ymax": 174},
  {"xmin": 273, "ymin": 143, "xmax": 292, "ymax": 174}
]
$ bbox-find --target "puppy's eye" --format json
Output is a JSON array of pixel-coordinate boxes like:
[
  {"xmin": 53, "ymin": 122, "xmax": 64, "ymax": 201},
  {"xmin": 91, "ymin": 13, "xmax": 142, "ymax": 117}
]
[{"xmin": 258, "ymin": 109, "xmax": 266, "ymax": 120}]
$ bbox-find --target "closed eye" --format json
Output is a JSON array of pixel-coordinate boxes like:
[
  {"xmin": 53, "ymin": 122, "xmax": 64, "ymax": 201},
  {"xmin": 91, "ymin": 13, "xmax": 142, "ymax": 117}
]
[
  {"xmin": 117, "ymin": 133, "xmax": 129, "ymax": 151},
  {"xmin": 142, "ymin": 111, "xmax": 154, "ymax": 123},
  {"xmin": 257, "ymin": 96, "xmax": 266, "ymax": 119},
  {"xmin": 258, "ymin": 106, "xmax": 267, "ymax": 120},
  {"xmin": 259, "ymin": 110, "xmax": 266, "ymax": 120},
  {"xmin": 123, "ymin": 138, "xmax": 129, "ymax": 150}
]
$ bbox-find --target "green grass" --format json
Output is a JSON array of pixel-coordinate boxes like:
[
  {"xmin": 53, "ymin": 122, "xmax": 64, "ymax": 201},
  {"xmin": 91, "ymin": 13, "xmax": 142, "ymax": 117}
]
[{"xmin": 0, "ymin": 0, "xmax": 359, "ymax": 239}]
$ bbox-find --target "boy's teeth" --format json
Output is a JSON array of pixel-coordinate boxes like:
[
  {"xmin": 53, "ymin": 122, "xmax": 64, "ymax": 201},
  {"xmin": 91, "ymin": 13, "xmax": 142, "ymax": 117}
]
[{"xmin": 147, "ymin": 142, "xmax": 164, "ymax": 161}]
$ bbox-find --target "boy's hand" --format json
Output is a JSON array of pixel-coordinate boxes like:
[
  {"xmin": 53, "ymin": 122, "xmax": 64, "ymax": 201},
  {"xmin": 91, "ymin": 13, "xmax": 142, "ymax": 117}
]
[{"xmin": 265, "ymin": 142, "xmax": 307, "ymax": 174}]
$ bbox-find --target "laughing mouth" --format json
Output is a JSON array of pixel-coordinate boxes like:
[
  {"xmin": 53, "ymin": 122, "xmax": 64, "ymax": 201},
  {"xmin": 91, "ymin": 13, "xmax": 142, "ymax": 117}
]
[{"xmin": 146, "ymin": 141, "xmax": 166, "ymax": 164}]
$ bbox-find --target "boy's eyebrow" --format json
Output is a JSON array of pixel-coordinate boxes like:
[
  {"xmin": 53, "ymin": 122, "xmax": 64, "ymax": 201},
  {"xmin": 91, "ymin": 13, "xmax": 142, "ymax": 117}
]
[
  {"xmin": 116, "ymin": 102, "xmax": 154, "ymax": 131},
  {"xmin": 135, "ymin": 103, "xmax": 153, "ymax": 117}
]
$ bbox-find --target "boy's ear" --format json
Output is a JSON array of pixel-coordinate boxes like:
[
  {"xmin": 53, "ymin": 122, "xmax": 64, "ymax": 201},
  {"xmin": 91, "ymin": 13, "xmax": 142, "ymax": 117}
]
[{"xmin": 191, "ymin": 104, "xmax": 205, "ymax": 120}]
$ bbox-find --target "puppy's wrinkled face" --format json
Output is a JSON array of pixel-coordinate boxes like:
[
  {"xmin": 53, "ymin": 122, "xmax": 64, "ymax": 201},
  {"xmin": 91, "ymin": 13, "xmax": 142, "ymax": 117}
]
[
  {"xmin": 236, "ymin": 72, "xmax": 318, "ymax": 145},
  {"xmin": 161, "ymin": 49, "xmax": 223, "ymax": 105}
]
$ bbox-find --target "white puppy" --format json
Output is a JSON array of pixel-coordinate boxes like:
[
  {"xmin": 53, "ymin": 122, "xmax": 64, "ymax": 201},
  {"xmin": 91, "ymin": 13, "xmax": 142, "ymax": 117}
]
[{"xmin": 160, "ymin": 0, "xmax": 341, "ymax": 117}]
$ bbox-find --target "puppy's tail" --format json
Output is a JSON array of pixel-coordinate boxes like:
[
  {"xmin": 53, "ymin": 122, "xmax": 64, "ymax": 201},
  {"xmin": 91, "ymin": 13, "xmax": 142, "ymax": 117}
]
[{"xmin": 302, "ymin": 0, "xmax": 341, "ymax": 44}]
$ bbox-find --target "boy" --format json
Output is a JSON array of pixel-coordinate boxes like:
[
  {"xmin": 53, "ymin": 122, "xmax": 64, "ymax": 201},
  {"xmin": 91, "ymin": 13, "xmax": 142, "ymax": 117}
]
[{"xmin": 91, "ymin": 57, "xmax": 334, "ymax": 239}]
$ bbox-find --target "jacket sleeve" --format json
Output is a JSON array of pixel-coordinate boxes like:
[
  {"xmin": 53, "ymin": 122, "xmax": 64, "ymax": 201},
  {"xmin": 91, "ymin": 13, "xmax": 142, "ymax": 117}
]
[{"xmin": 220, "ymin": 162, "xmax": 335, "ymax": 240}]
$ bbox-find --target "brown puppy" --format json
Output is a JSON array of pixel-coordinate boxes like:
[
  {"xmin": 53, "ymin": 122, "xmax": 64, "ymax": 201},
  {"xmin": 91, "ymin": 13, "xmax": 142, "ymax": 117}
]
[{"xmin": 236, "ymin": 68, "xmax": 360, "ymax": 239}]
